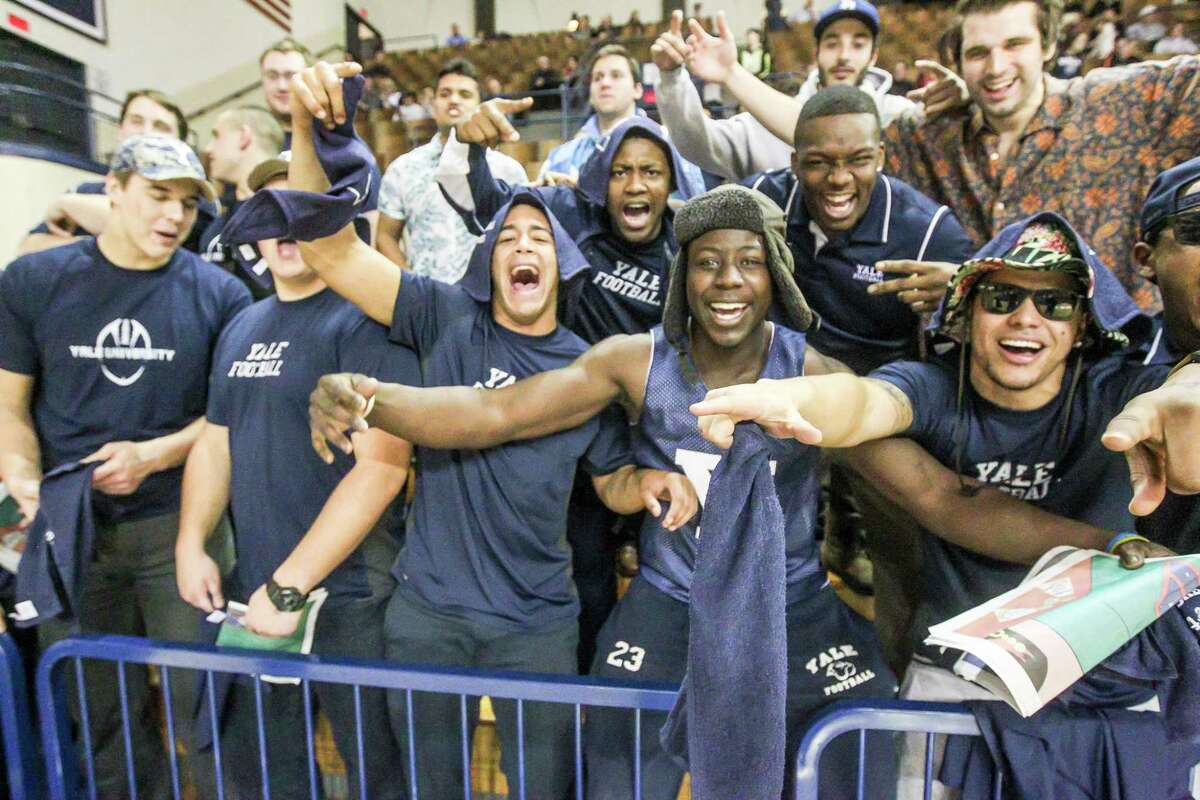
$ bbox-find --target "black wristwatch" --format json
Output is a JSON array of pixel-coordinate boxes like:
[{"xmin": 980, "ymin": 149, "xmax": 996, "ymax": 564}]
[{"xmin": 266, "ymin": 576, "xmax": 308, "ymax": 612}]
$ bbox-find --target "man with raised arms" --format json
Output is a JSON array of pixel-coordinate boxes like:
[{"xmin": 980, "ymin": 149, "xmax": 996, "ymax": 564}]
[{"xmin": 282, "ymin": 61, "xmax": 699, "ymax": 800}]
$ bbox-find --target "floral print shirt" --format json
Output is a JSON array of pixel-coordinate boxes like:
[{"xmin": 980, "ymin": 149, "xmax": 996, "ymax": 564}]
[{"xmin": 884, "ymin": 56, "xmax": 1199, "ymax": 311}]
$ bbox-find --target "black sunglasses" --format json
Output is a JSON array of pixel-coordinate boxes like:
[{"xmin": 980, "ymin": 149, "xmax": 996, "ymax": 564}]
[
  {"xmin": 975, "ymin": 282, "xmax": 1083, "ymax": 321},
  {"xmin": 1164, "ymin": 209, "xmax": 1200, "ymax": 246}
]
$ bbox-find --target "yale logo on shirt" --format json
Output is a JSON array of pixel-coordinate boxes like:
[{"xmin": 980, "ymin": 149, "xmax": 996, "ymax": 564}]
[
  {"xmin": 593, "ymin": 260, "xmax": 662, "ymax": 306},
  {"xmin": 674, "ymin": 448, "xmax": 777, "ymax": 537},
  {"xmin": 973, "ymin": 460, "xmax": 1056, "ymax": 501},
  {"xmin": 806, "ymin": 644, "xmax": 877, "ymax": 696},
  {"xmin": 852, "ymin": 264, "xmax": 885, "ymax": 284},
  {"xmin": 473, "ymin": 367, "xmax": 516, "ymax": 390},
  {"xmin": 69, "ymin": 318, "xmax": 176, "ymax": 387},
  {"xmin": 228, "ymin": 341, "xmax": 289, "ymax": 378}
]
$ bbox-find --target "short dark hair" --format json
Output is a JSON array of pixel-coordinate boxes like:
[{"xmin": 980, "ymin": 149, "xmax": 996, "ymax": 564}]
[
  {"xmin": 591, "ymin": 44, "xmax": 642, "ymax": 85},
  {"xmin": 120, "ymin": 89, "xmax": 188, "ymax": 141},
  {"xmin": 954, "ymin": 0, "xmax": 1062, "ymax": 56},
  {"xmin": 260, "ymin": 37, "xmax": 313, "ymax": 66},
  {"xmin": 438, "ymin": 58, "xmax": 479, "ymax": 87},
  {"xmin": 793, "ymin": 85, "xmax": 880, "ymax": 148}
]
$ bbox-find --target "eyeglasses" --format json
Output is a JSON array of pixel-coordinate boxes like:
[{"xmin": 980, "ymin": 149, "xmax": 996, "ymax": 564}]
[{"xmin": 975, "ymin": 282, "xmax": 1083, "ymax": 321}]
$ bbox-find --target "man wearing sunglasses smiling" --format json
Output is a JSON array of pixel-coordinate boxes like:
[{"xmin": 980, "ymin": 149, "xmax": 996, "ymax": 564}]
[{"xmin": 688, "ymin": 213, "xmax": 1192, "ymax": 792}]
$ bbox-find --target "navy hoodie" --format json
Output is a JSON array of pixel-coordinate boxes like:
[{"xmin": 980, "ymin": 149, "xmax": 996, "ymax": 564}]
[{"xmin": 438, "ymin": 116, "xmax": 698, "ymax": 343}]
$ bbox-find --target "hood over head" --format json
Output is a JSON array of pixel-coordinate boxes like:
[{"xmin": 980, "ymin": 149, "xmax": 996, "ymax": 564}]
[
  {"xmin": 458, "ymin": 188, "xmax": 591, "ymax": 304},
  {"xmin": 577, "ymin": 115, "xmax": 699, "ymax": 208},
  {"xmin": 933, "ymin": 212, "xmax": 1144, "ymax": 351}
]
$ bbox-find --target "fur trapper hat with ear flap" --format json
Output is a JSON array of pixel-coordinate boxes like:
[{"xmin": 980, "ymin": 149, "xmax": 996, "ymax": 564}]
[{"xmin": 662, "ymin": 184, "xmax": 816, "ymax": 354}]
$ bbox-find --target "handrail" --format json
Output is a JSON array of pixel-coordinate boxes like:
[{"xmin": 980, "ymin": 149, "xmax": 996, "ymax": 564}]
[
  {"xmin": 792, "ymin": 698, "xmax": 982, "ymax": 799},
  {"xmin": 185, "ymin": 42, "xmax": 345, "ymax": 121},
  {"xmin": 0, "ymin": 61, "xmax": 123, "ymax": 108},
  {"xmin": 0, "ymin": 84, "xmax": 120, "ymax": 123},
  {"xmin": 382, "ymin": 33, "xmax": 439, "ymax": 49}
]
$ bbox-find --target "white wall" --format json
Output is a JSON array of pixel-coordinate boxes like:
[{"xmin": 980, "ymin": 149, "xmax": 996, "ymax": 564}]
[
  {"xmin": 0, "ymin": 154, "xmax": 100, "ymax": 266},
  {"xmin": 356, "ymin": 0, "xmax": 471, "ymax": 51},
  {"xmin": 0, "ymin": 0, "xmax": 344, "ymax": 130}
]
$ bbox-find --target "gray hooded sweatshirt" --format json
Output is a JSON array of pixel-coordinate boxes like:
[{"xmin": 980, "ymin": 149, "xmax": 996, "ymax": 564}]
[{"xmin": 655, "ymin": 64, "xmax": 917, "ymax": 180}]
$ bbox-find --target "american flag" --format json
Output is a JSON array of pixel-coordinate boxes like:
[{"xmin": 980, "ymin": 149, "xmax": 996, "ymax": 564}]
[{"xmin": 245, "ymin": 0, "xmax": 291, "ymax": 32}]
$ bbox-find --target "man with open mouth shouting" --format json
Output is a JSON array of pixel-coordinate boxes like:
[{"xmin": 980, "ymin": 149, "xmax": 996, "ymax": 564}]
[
  {"xmin": 284, "ymin": 61, "xmax": 699, "ymax": 800},
  {"xmin": 436, "ymin": 96, "xmax": 695, "ymax": 346},
  {"xmin": 436, "ymin": 91, "xmax": 704, "ymax": 673}
]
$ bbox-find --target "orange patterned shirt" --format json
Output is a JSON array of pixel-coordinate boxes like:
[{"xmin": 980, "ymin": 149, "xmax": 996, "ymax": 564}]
[{"xmin": 884, "ymin": 56, "xmax": 1200, "ymax": 311}]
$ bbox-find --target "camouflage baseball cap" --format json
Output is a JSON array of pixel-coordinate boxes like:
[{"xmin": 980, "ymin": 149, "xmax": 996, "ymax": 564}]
[
  {"xmin": 938, "ymin": 220, "xmax": 1093, "ymax": 339},
  {"xmin": 110, "ymin": 134, "xmax": 217, "ymax": 202}
]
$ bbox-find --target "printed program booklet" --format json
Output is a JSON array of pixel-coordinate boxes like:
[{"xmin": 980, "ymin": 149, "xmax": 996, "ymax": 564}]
[
  {"xmin": 925, "ymin": 546, "xmax": 1200, "ymax": 716},
  {"xmin": 209, "ymin": 588, "xmax": 328, "ymax": 684}
]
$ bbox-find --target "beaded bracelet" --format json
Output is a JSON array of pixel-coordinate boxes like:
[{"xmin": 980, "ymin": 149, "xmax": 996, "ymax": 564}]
[{"xmin": 1105, "ymin": 532, "xmax": 1150, "ymax": 554}]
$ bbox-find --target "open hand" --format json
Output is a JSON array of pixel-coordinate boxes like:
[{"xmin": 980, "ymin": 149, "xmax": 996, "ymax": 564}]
[
  {"xmin": 689, "ymin": 379, "xmax": 823, "ymax": 449},
  {"xmin": 309, "ymin": 373, "xmax": 378, "ymax": 464},
  {"xmin": 683, "ymin": 11, "xmax": 738, "ymax": 85},
  {"xmin": 638, "ymin": 469, "xmax": 700, "ymax": 531}
]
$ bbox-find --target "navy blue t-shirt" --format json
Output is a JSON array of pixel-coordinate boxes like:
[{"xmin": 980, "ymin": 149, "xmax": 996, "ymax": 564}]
[
  {"xmin": 28, "ymin": 180, "xmax": 217, "ymax": 255},
  {"xmin": 0, "ymin": 238, "xmax": 251, "ymax": 523},
  {"xmin": 1129, "ymin": 315, "xmax": 1200, "ymax": 553},
  {"xmin": 744, "ymin": 171, "xmax": 974, "ymax": 374},
  {"xmin": 635, "ymin": 324, "xmax": 825, "ymax": 605},
  {"xmin": 871, "ymin": 353, "xmax": 1170, "ymax": 661},
  {"xmin": 388, "ymin": 274, "xmax": 633, "ymax": 631},
  {"xmin": 207, "ymin": 288, "xmax": 419, "ymax": 599}
]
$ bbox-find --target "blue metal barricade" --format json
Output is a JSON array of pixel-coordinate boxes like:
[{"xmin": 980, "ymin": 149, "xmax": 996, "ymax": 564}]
[
  {"xmin": 36, "ymin": 634, "xmax": 678, "ymax": 800},
  {"xmin": 792, "ymin": 698, "xmax": 994, "ymax": 800},
  {"xmin": 0, "ymin": 632, "xmax": 43, "ymax": 800}
]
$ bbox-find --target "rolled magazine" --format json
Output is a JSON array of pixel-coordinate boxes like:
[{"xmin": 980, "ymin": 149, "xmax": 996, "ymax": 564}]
[
  {"xmin": 209, "ymin": 587, "xmax": 328, "ymax": 685},
  {"xmin": 925, "ymin": 546, "xmax": 1200, "ymax": 716}
]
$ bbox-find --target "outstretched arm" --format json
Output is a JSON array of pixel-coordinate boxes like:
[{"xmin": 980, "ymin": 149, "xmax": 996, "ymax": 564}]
[
  {"xmin": 679, "ymin": 12, "xmax": 801, "ymax": 149},
  {"xmin": 308, "ymin": 334, "xmax": 650, "ymax": 462},
  {"xmin": 435, "ymin": 97, "xmax": 538, "ymax": 234},
  {"xmin": 1103, "ymin": 361, "xmax": 1200, "ymax": 515},
  {"xmin": 289, "ymin": 61, "xmax": 401, "ymax": 327},
  {"xmin": 840, "ymin": 439, "xmax": 1169, "ymax": 569},
  {"xmin": 690, "ymin": 374, "xmax": 913, "ymax": 449}
]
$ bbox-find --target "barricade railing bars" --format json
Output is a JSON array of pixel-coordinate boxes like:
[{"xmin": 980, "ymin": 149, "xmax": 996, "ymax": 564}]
[
  {"xmin": 791, "ymin": 698, "xmax": 993, "ymax": 800},
  {"xmin": 0, "ymin": 633, "xmax": 43, "ymax": 800},
  {"xmin": 36, "ymin": 634, "xmax": 679, "ymax": 800}
]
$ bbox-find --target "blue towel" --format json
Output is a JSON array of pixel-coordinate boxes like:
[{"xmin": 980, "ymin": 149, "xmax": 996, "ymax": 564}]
[
  {"xmin": 12, "ymin": 461, "xmax": 100, "ymax": 628},
  {"xmin": 219, "ymin": 75, "xmax": 379, "ymax": 244},
  {"xmin": 660, "ymin": 423, "xmax": 788, "ymax": 798}
]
